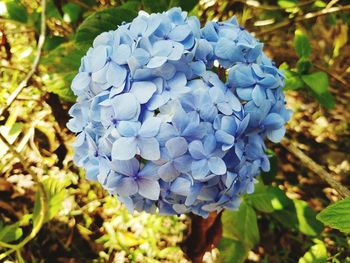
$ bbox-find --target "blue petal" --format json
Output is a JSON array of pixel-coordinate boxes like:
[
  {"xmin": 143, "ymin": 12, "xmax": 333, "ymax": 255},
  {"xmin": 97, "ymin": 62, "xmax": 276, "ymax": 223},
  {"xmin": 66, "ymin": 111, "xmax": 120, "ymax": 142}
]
[
  {"xmin": 158, "ymin": 162, "xmax": 179, "ymax": 182},
  {"xmin": 106, "ymin": 63, "xmax": 127, "ymax": 88},
  {"xmin": 185, "ymin": 183, "xmax": 202, "ymax": 206},
  {"xmin": 168, "ymin": 24, "xmax": 191, "ymax": 41},
  {"xmin": 138, "ymin": 178, "xmax": 160, "ymax": 200},
  {"xmin": 138, "ymin": 162, "xmax": 160, "ymax": 178},
  {"xmin": 170, "ymin": 177, "xmax": 191, "ymax": 196},
  {"xmin": 114, "ymin": 176, "xmax": 138, "ymax": 196},
  {"xmin": 113, "ymin": 93, "xmax": 140, "ymax": 120},
  {"xmin": 165, "ymin": 137, "xmax": 188, "ymax": 158},
  {"xmin": 203, "ymin": 135, "xmax": 217, "ymax": 155},
  {"xmin": 138, "ymin": 137, "xmax": 160, "ymax": 160},
  {"xmin": 262, "ymin": 113, "xmax": 284, "ymax": 130},
  {"xmin": 112, "ymin": 137, "xmax": 137, "ymax": 160},
  {"xmin": 112, "ymin": 44, "xmax": 131, "ymax": 65},
  {"xmin": 71, "ymin": 72, "xmax": 91, "ymax": 95},
  {"xmin": 130, "ymin": 81, "xmax": 157, "ymax": 104},
  {"xmin": 267, "ymin": 127, "xmax": 285, "ymax": 143},
  {"xmin": 173, "ymin": 155, "xmax": 192, "ymax": 173},
  {"xmin": 91, "ymin": 45, "xmax": 108, "ymax": 72},
  {"xmin": 118, "ymin": 121, "xmax": 140, "ymax": 137},
  {"xmin": 147, "ymin": 56, "xmax": 167, "ymax": 68},
  {"xmin": 252, "ymin": 85, "xmax": 266, "ymax": 107},
  {"xmin": 225, "ymin": 171, "xmax": 237, "ymax": 188},
  {"xmin": 208, "ymin": 157, "xmax": 226, "ymax": 175},
  {"xmin": 110, "ymin": 158, "xmax": 139, "ymax": 176},
  {"xmin": 188, "ymin": 140, "xmax": 206, "ymax": 159},
  {"xmin": 139, "ymin": 117, "xmax": 161, "ymax": 137},
  {"xmin": 191, "ymin": 159, "xmax": 210, "ymax": 180}
]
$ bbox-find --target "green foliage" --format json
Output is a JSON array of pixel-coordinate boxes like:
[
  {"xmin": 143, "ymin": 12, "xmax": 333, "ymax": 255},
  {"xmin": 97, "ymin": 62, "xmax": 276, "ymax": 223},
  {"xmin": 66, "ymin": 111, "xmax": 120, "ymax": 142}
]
[
  {"xmin": 5, "ymin": 0, "xmax": 28, "ymax": 23},
  {"xmin": 244, "ymin": 182, "xmax": 274, "ymax": 213},
  {"xmin": 222, "ymin": 202, "xmax": 260, "ymax": 247},
  {"xmin": 0, "ymin": 221, "xmax": 23, "ymax": 243},
  {"xmin": 269, "ymin": 187, "xmax": 323, "ymax": 236},
  {"xmin": 142, "ymin": 0, "xmax": 170, "ymax": 13},
  {"xmin": 142, "ymin": 0, "xmax": 198, "ymax": 13},
  {"xmin": 42, "ymin": 42, "xmax": 86, "ymax": 102},
  {"xmin": 317, "ymin": 197, "xmax": 350, "ymax": 233},
  {"xmin": 302, "ymin": 72, "xmax": 335, "ymax": 109},
  {"xmin": 298, "ymin": 240, "xmax": 327, "ymax": 263},
  {"xmin": 282, "ymin": 30, "xmax": 335, "ymax": 109},
  {"xmin": 218, "ymin": 238, "xmax": 249, "ymax": 263},
  {"xmin": 62, "ymin": 3, "xmax": 82, "ymax": 24},
  {"xmin": 75, "ymin": 7, "xmax": 137, "ymax": 46},
  {"xmin": 220, "ymin": 202, "xmax": 259, "ymax": 262},
  {"xmin": 294, "ymin": 30, "xmax": 312, "ymax": 59}
]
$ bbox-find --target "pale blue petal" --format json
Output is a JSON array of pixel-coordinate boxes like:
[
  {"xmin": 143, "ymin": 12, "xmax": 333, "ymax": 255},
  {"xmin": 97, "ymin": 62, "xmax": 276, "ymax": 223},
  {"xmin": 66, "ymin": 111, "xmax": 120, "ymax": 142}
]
[
  {"xmin": 165, "ymin": 137, "xmax": 188, "ymax": 158},
  {"xmin": 106, "ymin": 63, "xmax": 127, "ymax": 88},
  {"xmin": 130, "ymin": 81, "xmax": 157, "ymax": 104},
  {"xmin": 138, "ymin": 137, "xmax": 160, "ymax": 160},
  {"xmin": 139, "ymin": 117, "xmax": 161, "ymax": 137},
  {"xmin": 91, "ymin": 45, "xmax": 108, "ymax": 72},
  {"xmin": 208, "ymin": 157, "xmax": 227, "ymax": 175},
  {"xmin": 110, "ymin": 158, "xmax": 139, "ymax": 176},
  {"xmin": 267, "ymin": 127, "xmax": 285, "ymax": 143},
  {"xmin": 191, "ymin": 159, "xmax": 209, "ymax": 179},
  {"xmin": 263, "ymin": 113, "xmax": 284, "ymax": 130},
  {"xmin": 147, "ymin": 56, "xmax": 167, "ymax": 68},
  {"xmin": 168, "ymin": 24, "xmax": 191, "ymax": 41},
  {"xmin": 118, "ymin": 121, "xmax": 140, "ymax": 137},
  {"xmin": 112, "ymin": 44, "xmax": 131, "ymax": 65},
  {"xmin": 112, "ymin": 137, "xmax": 137, "ymax": 160},
  {"xmin": 170, "ymin": 177, "xmax": 191, "ymax": 196},
  {"xmin": 158, "ymin": 162, "xmax": 179, "ymax": 182},
  {"xmin": 115, "ymin": 177, "xmax": 138, "ymax": 196},
  {"xmin": 188, "ymin": 140, "xmax": 206, "ymax": 159},
  {"xmin": 138, "ymin": 178, "xmax": 160, "ymax": 200},
  {"xmin": 71, "ymin": 72, "xmax": 91, "ymax": 95},
  {"xmin": 252, "ymin": 85, "xmax": 266, "ymax": 107},
  {"xmin": 113, "ymin": 93, "xmax": 140, "ymax": 120}
]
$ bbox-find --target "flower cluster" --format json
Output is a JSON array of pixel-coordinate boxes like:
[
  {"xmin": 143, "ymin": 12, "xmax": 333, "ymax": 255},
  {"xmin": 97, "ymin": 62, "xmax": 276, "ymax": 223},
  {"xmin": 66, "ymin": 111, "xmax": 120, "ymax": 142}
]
[{"xmin": 67, "ymin": 8, "xmax": 291, "ymax": 218}]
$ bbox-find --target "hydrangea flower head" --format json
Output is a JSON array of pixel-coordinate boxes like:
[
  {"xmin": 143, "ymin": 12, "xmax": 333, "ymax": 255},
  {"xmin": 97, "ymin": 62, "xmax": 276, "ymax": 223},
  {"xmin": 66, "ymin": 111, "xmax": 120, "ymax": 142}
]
[{"xmin": 67, "ymin": 7, "xmax": 291, "ymax": 218}]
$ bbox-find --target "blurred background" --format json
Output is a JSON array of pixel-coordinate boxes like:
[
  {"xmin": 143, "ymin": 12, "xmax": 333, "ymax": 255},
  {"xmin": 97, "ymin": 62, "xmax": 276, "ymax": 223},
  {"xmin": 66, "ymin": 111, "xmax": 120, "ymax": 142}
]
[{"xmin": 0, "ymin": 0, "xmax": 349, "ymax": 262}]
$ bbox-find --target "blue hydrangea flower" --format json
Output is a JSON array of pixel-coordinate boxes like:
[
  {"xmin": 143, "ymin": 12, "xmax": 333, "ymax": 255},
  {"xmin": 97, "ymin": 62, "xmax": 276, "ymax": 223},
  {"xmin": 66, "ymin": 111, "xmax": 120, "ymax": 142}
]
[{"xmin": 67, "ymin": 7, "xmax": 291, "ymax": 218}]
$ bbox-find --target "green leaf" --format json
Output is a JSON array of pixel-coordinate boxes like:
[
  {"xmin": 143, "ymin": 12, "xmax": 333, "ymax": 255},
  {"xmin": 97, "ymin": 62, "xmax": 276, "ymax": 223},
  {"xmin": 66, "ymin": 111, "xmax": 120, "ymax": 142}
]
[
  {"xmin": 298, "ymin": 241, "xmax": 327, "ymax": 263},
  {"xmin": 244, "ymin": 182, "xmax": 274, "ymax": 213},
  {"xmin": 44, "ymin": 36, "xmax": 67, "ymax": 51},
  {"xmin": 296, "ymin": 58, "xmax": 312, "ymax": 74},
  {"xmin": 316, "ymin": 197, "xmax": 350, "ymax": 233},
  {"xmin": 301, "ymin": 71, "xmax": 335, "ymax": 109},
  {"xmin": 142, "ymin": 0, "xmax": 170, "ymax": 13},
  {"xmin": 0, "ymin": 221, "xmax": 23, "ymax": 243},
  {"xmin": 169, "ymin": 0, "xmax": 198, "ymax": 11},
  {"xmin": 218, "ymin": 238, "xmax": 249, "ymax": 263},
  {"xmin": 122, "ymin": 0, "xmax": 142, "ymax": 11},
  {"xmin": 294, "ymin": 29, "xmax": 311, "ymax": 58},
  {"xmin": 42, "ymin": 42, "xmax": 85, "ymax": 102},
  {"xmin": 33, "ymin": 178, "xmax": 69, "ymax": 225},
  {"xmin": 75, "ymin": 7, "xmax": 137, "ymax": 45},
  {"xmin": 269, "ymin": 187, "xmax": 323, "ymax": 236},
  {"xmin": 5, "ymin": 0, "xmax": 28, "ymax": 23},
  {"xmin": 222, "ymin": 202, "xmax": 259, "ymax": 248},
  {"xmin": 62, "ymin": 3, "xmax": 82, "ymax": 24},
  {"xmin": 278, "ymin": 0, "xmax": 298, "ymax": 9},
  {"xmin": 43, "ymin": 177, "xmax": 70, "ymax": 222}
]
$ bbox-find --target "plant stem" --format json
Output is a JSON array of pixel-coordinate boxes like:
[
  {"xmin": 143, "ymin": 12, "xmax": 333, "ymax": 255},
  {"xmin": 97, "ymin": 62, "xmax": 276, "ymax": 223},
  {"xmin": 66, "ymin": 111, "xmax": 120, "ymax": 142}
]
[
  {"xmin": 280, "ymin": 138, "xmax": 350, "ymax": 198},
  {"xmin": 0, "ymin": 0, "xmax": 47, "ymax": 117}
]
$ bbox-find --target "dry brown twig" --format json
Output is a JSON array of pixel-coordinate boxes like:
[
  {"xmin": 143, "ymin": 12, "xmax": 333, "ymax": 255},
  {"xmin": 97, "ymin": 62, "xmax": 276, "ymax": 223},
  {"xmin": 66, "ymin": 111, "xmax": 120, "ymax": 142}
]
[{"xmin": 281, "ymin": 138, "xmax": 350, "ymax": 198}]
